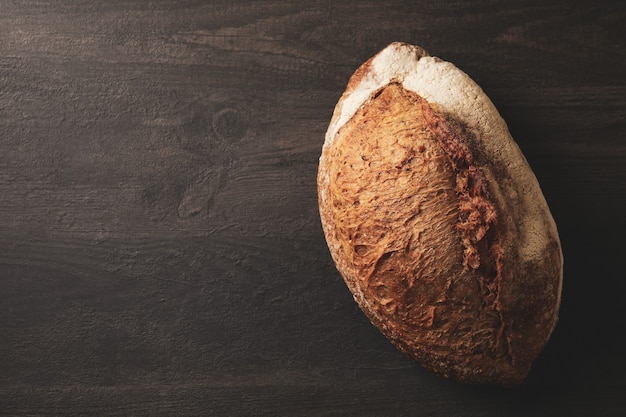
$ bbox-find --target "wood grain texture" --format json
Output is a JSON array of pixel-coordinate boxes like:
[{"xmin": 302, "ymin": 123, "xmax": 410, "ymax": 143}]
[{"xmin": 0, "ymin": 0, "xmax": 625, "ymax": 415}]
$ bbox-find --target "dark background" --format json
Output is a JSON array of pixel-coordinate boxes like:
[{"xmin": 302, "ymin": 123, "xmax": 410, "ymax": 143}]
[{"xmin": 1, "ymin": 1, "xmax": 624, "ymax": 415}]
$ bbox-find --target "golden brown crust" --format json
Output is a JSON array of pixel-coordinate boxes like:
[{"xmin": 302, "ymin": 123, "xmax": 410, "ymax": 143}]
[{"xmin": 318, "ymin": 43, "xmax": 563, "ymax": 385}]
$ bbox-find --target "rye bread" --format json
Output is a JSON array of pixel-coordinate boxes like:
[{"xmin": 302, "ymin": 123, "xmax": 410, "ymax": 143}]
[{"xmin": 318, "ymin": 42, "xmax": 563, "ymax": 385}]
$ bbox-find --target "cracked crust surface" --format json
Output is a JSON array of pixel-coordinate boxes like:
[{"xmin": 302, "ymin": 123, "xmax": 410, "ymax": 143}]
[{"xmin": 318, "ymin": 42, "xmax": 563, "ymax": 384}]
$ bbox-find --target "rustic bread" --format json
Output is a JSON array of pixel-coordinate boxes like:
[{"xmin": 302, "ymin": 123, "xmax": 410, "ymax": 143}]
[{"xmin": 318, "ymin": 42, "xmax": 563, "ymax": 385}]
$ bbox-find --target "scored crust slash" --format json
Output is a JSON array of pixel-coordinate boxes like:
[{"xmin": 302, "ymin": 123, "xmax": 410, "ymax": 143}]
[{"xmin": 317, "ymin": 42, "xmax": 563, "ymax": 385}]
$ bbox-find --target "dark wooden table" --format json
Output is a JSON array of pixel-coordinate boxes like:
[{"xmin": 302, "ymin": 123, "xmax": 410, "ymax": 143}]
[{"xmin": 1, "ymin": 1, "xmax": 624, "ymax": 415}]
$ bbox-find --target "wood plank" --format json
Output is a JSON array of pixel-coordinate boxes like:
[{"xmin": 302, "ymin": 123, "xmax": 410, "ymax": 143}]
[{"xmin": 1, "ymin": 0, "xmax": 625, "ymax": 415}]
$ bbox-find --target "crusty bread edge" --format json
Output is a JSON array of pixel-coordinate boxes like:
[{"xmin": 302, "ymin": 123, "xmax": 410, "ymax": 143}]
[{"xmin": 319, "ymin": 42, "xmax": 563, "ymax": 343}]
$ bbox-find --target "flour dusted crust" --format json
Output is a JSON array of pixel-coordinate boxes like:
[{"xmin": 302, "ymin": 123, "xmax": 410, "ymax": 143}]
[{"xmin": 318, "ymin": 42, "xmax": 563, "ymax": 384}]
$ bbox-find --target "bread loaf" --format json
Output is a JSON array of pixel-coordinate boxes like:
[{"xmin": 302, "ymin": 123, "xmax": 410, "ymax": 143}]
[{"xmin": 318, "ymin": 42, "xmax": 563, "ymax": 385}]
